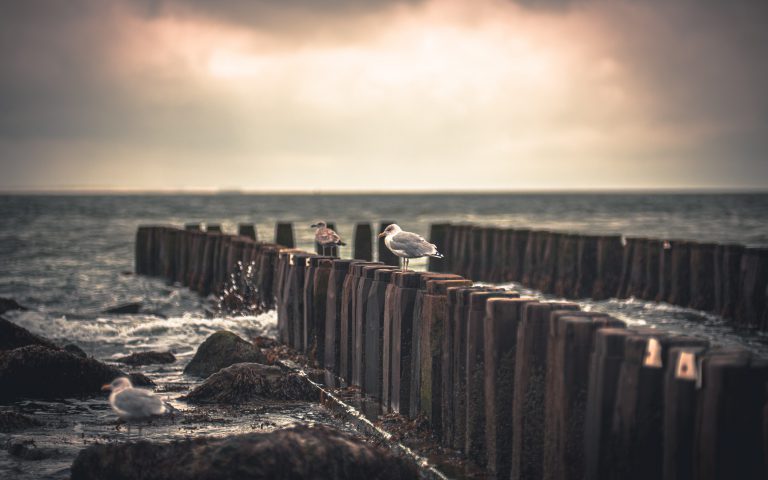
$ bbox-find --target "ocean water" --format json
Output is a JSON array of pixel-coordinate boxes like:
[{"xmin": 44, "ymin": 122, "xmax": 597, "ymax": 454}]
[
  {"xmin": 1, "ymin": 192, "xmax": 767, "ymax": 478},
  {"xmin": 1, "ymin": 193, "xmax": 768, "ymax": 353}
]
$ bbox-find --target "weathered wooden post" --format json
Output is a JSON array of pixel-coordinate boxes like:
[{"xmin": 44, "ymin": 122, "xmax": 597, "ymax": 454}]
[
  {"xmin": 428, "ymin": 223, "xmax": 450, "ymax": 273},
  {"xmin": 408, "ymin": 273, "xmax": 463, "ymax": 417},
  {"xmin": 714, "ymin": 244, "xmax": 743, "ymax": 319},
  {"xmin": 419, "ymin": 278, "xmax": 471, "ymax": 434},
  {"xmin": 543, "ymin": 311, "xmax": 624, "ymax": 480},
  {"xmin": 324, "ymin": 259, "xmax": 354, "ymax": 376},
  {"xmin": 510, "ymin": 301, "xmax": 579, "ymax": 480},
  {"xmin": 483, "ymin": 297, "xmax": 535, "ymax": 479},
  {"xmin": 353, "ymin": 264, "xmax": 395, "ymax": 390},
  {"xmin": 465, "ymin": 290, "xmax": 519, "ymax": 465},
  {"xmin": 275, "ymin": 222, "xmax": 295, "ymax": 248},
  {"xmin": 238, "ymin": 223, "xmax": 257, "ymax": 240},
  {"xmin": 693, "ymin": 350, "xmax": 768, "ymax": 480},
  {"xmin": 592, "ymin": 235, "xmax": 624, "ymax": 300},
  {"xmin": 364, "ymin": 268, "xmax": 397, "ymax": 399},
  {"xmin": 667, "ymin": 240, "xmax": 692, "ymax": 307},
  {"xmin": 377, "ymin": 221, "xmax": 399, "ymax": 266},
  {"xmin": 353, "ymin": 223, "xmax": 373, "ymax": 261},
  {"xmin": 689, "ymin": 242, "xmax": 717, "ymax": 311}
]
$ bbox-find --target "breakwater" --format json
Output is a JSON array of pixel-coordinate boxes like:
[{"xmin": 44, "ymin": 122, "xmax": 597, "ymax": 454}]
[
  {"xmin": 136, "ymin": 223, "xmax": 768, "ymax": 480},
  {"xmin": 428, "ymin": 223, "xmax": 768, "ymax": 332}
]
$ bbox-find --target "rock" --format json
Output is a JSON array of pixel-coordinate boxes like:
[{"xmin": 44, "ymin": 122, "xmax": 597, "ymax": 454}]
[
  {"xmin": 5, "ymin": 438, "xmax": 59, "ymax": 461},
  {"xmin": 182, "ymin": 363, "xmax": 318, "ymax": 404},
  {"xmin": 114, "ymin": 351, "xmax": 176, "ymax": 366},
  {"xmin": 63, "ymin": 344, "xmax": 88, "ymax": 358},
  {"xmin": 0, "ymin": 345, "xmax": 134, "ymax": 400},
  {"xmin": 0, "ymin": 411, "xmax": 42, "ymax": 432},
  {"xmin": 71, "ymin": 424, "xmax": 418, "ymax": 480},
  {"xmin": 128, "ymin": 373, "xmax": 156, "ymax": 388},
  {"xmin": 102, "ymin": 302, "xmax": 142, "ymax": 315},
  {"xmin": 253, "ymin": 336, "xmax": 278, "ymax": 348},
  {"xmin": 0, "ymin": 298, "xmax": 28, "ymax": 315},
  {"xmin": 0, "ymin": 317, "xmax": 59, "ymax": 351},
  {"xmin": 183, "ymin": 331, "xmax": 267, "ymax": 378}
]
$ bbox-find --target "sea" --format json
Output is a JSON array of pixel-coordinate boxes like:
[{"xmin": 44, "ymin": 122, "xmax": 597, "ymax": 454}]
[{"xmin": 0, "ymin": 192, "xmax": 767, "ymax": 478}]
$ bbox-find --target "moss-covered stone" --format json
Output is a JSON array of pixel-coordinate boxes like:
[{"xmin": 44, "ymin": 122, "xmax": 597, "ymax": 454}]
[
  {"xmin": 182, "ymin": 363, "xmax": 317, "ymax": 404},
  {"xmin": 183, "ymin": 331, "xmax": 266, "ymax": 378}
]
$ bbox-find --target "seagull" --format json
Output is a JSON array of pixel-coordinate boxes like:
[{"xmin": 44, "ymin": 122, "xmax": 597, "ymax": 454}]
[
  {"xmin": 311, "ymin": 221, "xmax": 346, "ymax": 256},
  {"xmin": 378, "ymin": 224, "xmax": 444, "ymax": 271},
  {"xmin": 102, "ymin": 377, "xmax": 166, "ymax": 431}
]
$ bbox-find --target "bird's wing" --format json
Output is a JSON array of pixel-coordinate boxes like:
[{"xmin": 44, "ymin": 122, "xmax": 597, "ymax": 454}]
[
  {"xmin": 114, "ymin": 388, "xmax": 166, "ymax": 417},
  {"xmin": 317, "ymin": 228, "xmax": 343, "ymax": 245},
  {"xmin": 389, "ymin": 231, "xmax": 437, "ymax": 256}
]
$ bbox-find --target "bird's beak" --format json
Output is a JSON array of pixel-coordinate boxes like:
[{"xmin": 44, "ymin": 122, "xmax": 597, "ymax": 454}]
[
  {"xmin": 101, "ymin": 384, "xmax": 111, "ymax": 391},
  {"xmin": 310, "ymin": 224, "xmax": 318, "ymax": 228},
  {"xmin": 378, "ymin": 232, "xmax": 386, "ymax": 238}
]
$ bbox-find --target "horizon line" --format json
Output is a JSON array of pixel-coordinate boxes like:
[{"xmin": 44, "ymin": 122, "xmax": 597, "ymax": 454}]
[{"xmin": 1, "ymin": 186, "xmax": 768, "ymax": 195}]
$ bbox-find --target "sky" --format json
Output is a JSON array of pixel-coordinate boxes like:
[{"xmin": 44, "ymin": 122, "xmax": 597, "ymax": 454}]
[{"xmin": 1, "ymin": 0, "xmax": 767, "ymax": 192}]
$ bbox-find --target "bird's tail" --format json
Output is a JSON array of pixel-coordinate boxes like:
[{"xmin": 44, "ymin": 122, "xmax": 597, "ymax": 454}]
[
  {"xmin": 338, "ymin": 241, "xmax": 347, "ymax": 246},
  {"xmin": 429, "ymin": 251, "xmax": 444, "ymax": 259}
]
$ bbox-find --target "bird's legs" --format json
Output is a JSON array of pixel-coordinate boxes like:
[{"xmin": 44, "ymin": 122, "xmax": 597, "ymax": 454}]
[{"xmin": 403, "ymin": 258, "xmax": 409, "ymax": 271}]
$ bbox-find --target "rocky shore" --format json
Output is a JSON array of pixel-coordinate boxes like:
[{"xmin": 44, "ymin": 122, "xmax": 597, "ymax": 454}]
[{"xmin": 0, "ymin": 312, "xmax": 425, "ymax": 479}]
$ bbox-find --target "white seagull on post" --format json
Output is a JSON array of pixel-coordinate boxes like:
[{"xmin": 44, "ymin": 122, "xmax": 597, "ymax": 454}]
[
  {"xmin": 378, "ymin": 224, "xmax": 444, "ymax": 271},
  {"xmin": 311, "ymin": 221, "xmax": 346, "ymax": 256}
]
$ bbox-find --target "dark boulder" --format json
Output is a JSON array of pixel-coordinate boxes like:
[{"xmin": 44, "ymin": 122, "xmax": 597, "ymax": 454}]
[
  {"xmin": 183, "ymin": 363, "xmax": 317, "ymax": 404},
  {"xmin": 64, "ymin": 344, "xmax": 88, "ymax": 358},
  {"xmin": 183, "ymin": 331, "xmax": 267, "ymax": 378},
  {"xmin": 0, "ymin": 317, "xmax": 58, "ymax": 351},
  {"xmin": 71, "ymin": 425, "xmax": 418, "ymax": 480},
  {"xmin": 0, "ymin": 411, "xmax": 42, "ymax": 432},
  {"xmin": 128, "ymin": 373, "xmax": 156, "ymax": 388},
  {"xmin": 102, "ymin": 302, "xmax": 143, "ymax": 315},
  {"xmin": 0, "ymin": 345, "xmax": 132, "ymax": 400},
  {"xmin": 0, "ymin": 298, "xmax": 28, "ymax": 315},
  {"xmin": 5, "ymin": 438, "xmax": 60, "ymax": 461},
  {"xmin": 114, "ymin": 351, "xmax": 176, "ymax": 366}
]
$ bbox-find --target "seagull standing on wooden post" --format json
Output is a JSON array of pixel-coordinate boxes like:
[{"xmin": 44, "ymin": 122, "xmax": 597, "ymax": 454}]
[
  {"xmin": 311, "ymin": 221, "xmax": 346, "ymax": 257},
  {"xmin": 378, "ymin": 224, "xmax": 444, "ymax": 271}
]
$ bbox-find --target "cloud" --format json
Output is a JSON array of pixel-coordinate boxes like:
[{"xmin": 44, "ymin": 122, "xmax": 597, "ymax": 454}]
[{"xmin": 0, "ymin": 0, "xmax": 766, "ymax": 190}]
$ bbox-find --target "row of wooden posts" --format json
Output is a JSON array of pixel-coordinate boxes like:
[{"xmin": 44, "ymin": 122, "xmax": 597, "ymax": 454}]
[
  {"xmin": 135, "ymin": 223, "xmax": 768, "ymax": 480},
  {"xmin": 428, "ymin": 224, "xmax": 768, "ymax": 332}
]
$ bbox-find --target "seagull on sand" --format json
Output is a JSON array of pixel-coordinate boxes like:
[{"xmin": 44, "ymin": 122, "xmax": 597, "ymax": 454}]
[
  {"xmin": 378, "ymin": 224, "xmax": 444, "ymax": 271},
  {"xmin": 311, "ymin": 221, "xmax": 346, "ymax": 256},
  {"xmin": 102, "ymin": 377, "xmax": 166, "ymax": 431}
]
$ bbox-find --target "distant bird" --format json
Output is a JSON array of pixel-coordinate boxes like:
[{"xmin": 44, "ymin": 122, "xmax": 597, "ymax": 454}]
[
  {"xmin": 378, "ymin": 224, "xmax": 444, "ymax": 271},
  {"xmin": 311, "ymin": 221, "xmax": 346, "ymax": 256},
  {"xmin": 102, "ymin": 377, "xmax": 166, "ymax": 429}
]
